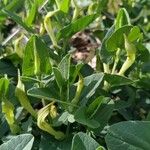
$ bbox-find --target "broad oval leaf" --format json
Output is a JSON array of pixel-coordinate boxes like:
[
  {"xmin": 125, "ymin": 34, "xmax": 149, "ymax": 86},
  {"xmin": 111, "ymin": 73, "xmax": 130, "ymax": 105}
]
[
  {"xmin": 128, "ymin": 26, "xmax": 142, "ymax": 42},
  {"xmin": 53, "ymin": 67, "xmax": 65, "ymax": 88},
  {"xmin": 71, "ymin": 132, "xmax": 100, "ymax": 150},
  {"xmin": 22, "ymin": 35, "xmax": 52, "ymax": 76},
  {"xmin": 99, "ymin": 25, "xmax": 115, "ymax": 63},
  {"xmin": 2, "ymin": 9, "xmax": 34, "ymax": 33},
  {"xmin": 105, "ymin": 121, "xmax": 150, "ymax": 150},
  {"xmin": 0, "ymin": 77, "xmax": 9, "ymax": 98},
  {"xmin": 39, "ymin": 134, "xmax": 72, "ymax": 150},
  {"xmin": 0, "ymin": 134, "xmax": 34, "ymax": 150},
  {"xmin": 115, "ymin": 8, "xmax": 130, "ymax": 30},
  {"xmin": 57, "ymin": 14, "xmax": 98, "ymax": 40},
  {"xmin": 0, "ymin": 59, "xmax": 17, "ymax": 76},
  {"xmin": 80, "ymin": 73, "xmax": 104, "ymax": 105},
  {"xmin": 56, "ymin": 0, "xmax": 70, "ymax": 13},
  {"xmin": 104, "ymin": 73, "xmax": 133, "ymax": 87},
  {"xmin": 74, "ymin": 106, "xmax": 100, "ymax": 128},
  {"xmin": 27, "ymin": 87, "xmax": 60, "ymax": 100},
  {"xmin": 106, "ymin": 25, "xmax": 132, "ymax": 52},
  {"xmin": 27, "ymin": 88, "xmax": 77, "ymax": 107},
  {"xmin": 25, "ymin": 0, "xmax": 37, "ymax": 26},
  {"xmin": 58, "ymin": 54, "xmax": 71, "ymax": 80},
  {"xmin": 93, "ymin": 100, "xmax": 114, "ymax": 133}
]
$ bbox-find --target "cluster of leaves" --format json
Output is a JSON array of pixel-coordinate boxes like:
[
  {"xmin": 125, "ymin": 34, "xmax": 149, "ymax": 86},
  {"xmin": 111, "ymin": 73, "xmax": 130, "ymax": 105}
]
[{"xmin": 0, "ymin": 0, "xmax": 150, "ymax": 150}]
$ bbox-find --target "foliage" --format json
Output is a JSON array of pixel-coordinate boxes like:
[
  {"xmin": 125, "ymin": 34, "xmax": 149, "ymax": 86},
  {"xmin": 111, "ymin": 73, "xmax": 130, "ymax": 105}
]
[{"xmin": 0, "ymin": 0, "xmax": 150, "ymax": 149}]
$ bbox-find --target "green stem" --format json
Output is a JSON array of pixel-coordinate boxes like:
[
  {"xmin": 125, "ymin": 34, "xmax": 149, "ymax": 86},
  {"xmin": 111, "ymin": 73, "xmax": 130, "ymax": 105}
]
[
  {"xmin": 103, "ymin": 63, "xmax": 110, "ymax": 91},
  {"xmin": 36, "ymin": 75, "xmax": 46, "ymax": 106}
]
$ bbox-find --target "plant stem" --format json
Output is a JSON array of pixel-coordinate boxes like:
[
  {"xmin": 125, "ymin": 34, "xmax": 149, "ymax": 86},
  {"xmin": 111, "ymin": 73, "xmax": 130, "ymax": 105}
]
[
  {"xmin": 103, "ymin": 63, "xmax": 110, "ymax": 91},
  {"xmin": 36, "ymin": 75, "xmax": 46, "ymax": 106},
  {"xmin": 66, "ymin": 122, "xmax": 70, "ymax": 137}
]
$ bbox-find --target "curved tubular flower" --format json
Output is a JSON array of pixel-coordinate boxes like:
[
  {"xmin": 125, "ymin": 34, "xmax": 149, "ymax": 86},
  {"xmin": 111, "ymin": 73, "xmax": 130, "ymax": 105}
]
[
  {"xmin": 15, "ymin": 70, "xmax": 37, "ymax": 118},
  {"xmin": 44, "ymin": 9, "xmax": 60, "ymax": 48},
  {"xmin": 72, "ymin": 0, "xmax": 80, "ymax": 20},
  {"xmin": 118, "ymin": 34, "xmax": 136, "ymax": 76},
  {"xmin": 2, "ymin": 98, "xmax": 20, "ymax": 134},
  {"xmin": 37, "ymin": 102, "xmax": 65, "ymax": 140},
  {"xmin": 69, "ymin": 74, "xmax": 84, "ymax": 112},
  {"xmin": 111, "ymin": 48, "xmax": 121, "ymax": 74}
]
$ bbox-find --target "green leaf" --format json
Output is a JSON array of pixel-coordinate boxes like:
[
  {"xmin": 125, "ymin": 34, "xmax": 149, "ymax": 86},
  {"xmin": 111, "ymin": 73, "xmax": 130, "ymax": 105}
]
[
  {"xmin": 0, "ymin": 59, "xmax": 17, "ymax": 76},
  {"xmin": 71, "ymin": 132, "xmax": 99, "ymax": 150},
  {"xmin": 115, "ymin": 8, "xmax": 130, "ymax": 30},
  {"xmin": 74, "ymin": 106, "xmax": 100, "ymax": 128},
  {"xmin": 105, "ymin": 121, "xmax": 150, "ymax": 150},
  {"xmin": 142, "ymin": 61, "xmax": 150, "ymax": 73},
  {"xmin": 70, "ymin": 63, "xmax": 84, "ymax": 84},
  {"xmin": 114, "ymin": 87, "xmax": 135, "ymax": 110},
  {"xmin": 28, "ymin": 87, "xmax": 60, "ymax": 100},
  {"xmin": 128, "ymin": 26, "xmax": 142, "ymax": 42},
  {"xmin": 2, "ymin": 98, "xmax": 20, "ymax": 134},
  {"xmin": 53, "ymin": 67, "xmax": 65, "ymax": 88},
  {"xmin": 56, "ymin": 0, "xmax": 70, "ymax": 13},
  {"xmin": 104, "ymin": 74, "xmax": 133, "ymax": 87},
  {"xmin": 4, "ymin": 0, "xmax": 24, "ymax": 12},
  {"xmin": 87, "ymin": 96, "xmax": 105, "ymax": 118},
  {"xmin": 22, "ymin": 35, "xmax": 52, "ymax": 76},
  {"xmin": 106, "ymin": 25, "xmax": 132, "ymax": 52},
  {"xmin": 0, "ymin": 134, "xmax": 34, "ymax": 150},
  {"xmin": 22, "ymin": 36, "xmax": 34, "ymax": 76},
  {"xmin": 34, "ymin": 36, "xmax": 52, "ymax": 75},
  {"xmin": 0, "ymin": 0, "xmax": 24, "ymax": 17},
  {"xmin": 25, "ymin": 0, "xmax": 37, "ymax": 26},
  {"xmin": 99, "ymin": 25, "xmax": 115, "ymax": 63},
  {"xmin": 0, "ymin": 77, "xmax": 9, "ymax": 98},
  {"xmin": 2, "ymin": 9, "xmax": 34, "ymax": 33},
  {"xmin": 80, "ymin": 73, "xmax": 104, "ymax": 105},
  {"xmin": 58, "ymin": 54, "xmax": 71, "ymax": 80},
  {"xmin": 0, "ymin": 115, "xmax": 9, "ymax": 139},
  {"xmin": 136, "ymin": 43, "xmax": 150, "ymax": 62},
  {"xmin": 28, "ymin": 88, "xmax": 76, "ymax": 107},
  {"xmin": 57, "ymin": 14, "xmax": 98, "ymax": 40},
  {"xmin": 39, "ymin": 134, "xmax": 72, "ymax": 150},
  {"xmin": 93, "ymin": 100, "xmax": 114, "ymax": 132}
]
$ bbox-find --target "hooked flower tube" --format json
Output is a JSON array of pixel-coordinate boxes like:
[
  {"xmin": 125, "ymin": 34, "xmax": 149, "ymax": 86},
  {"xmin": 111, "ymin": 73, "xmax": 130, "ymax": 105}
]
[
  {"xmin": 118, "ymin": 34, "xmax": 136, "ymax": 76},
  {"xmin": 37, "ymin": 102, "xmax": 65, "ymax": 140}
]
